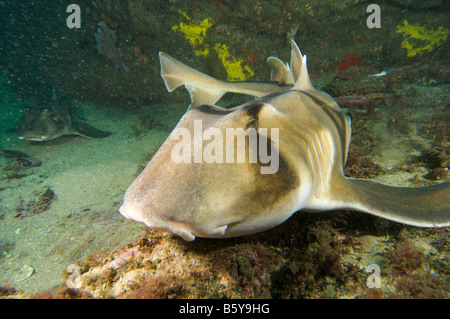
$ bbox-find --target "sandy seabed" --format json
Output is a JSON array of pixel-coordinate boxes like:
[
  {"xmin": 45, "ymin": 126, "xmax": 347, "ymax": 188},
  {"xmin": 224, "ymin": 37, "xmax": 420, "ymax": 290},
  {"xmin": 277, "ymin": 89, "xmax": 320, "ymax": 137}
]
[{"xmin": 0, "ymin": 99, "xmax": 185, "ymax": 293}]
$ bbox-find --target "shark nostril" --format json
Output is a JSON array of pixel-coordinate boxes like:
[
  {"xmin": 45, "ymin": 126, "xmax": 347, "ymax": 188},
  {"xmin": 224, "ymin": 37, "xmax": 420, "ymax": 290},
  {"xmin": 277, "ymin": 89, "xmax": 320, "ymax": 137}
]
[{"xmin": 244, "ymin": 118, "xmax": 259, "ymax": 131}]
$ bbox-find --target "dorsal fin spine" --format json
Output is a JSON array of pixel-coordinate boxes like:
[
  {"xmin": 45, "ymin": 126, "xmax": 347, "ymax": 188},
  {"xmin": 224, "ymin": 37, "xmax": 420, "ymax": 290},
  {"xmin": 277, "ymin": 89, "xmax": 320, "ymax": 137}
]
[{"xmin": 290, "ymin": 40, "xmax": 314, "ymax": 91}]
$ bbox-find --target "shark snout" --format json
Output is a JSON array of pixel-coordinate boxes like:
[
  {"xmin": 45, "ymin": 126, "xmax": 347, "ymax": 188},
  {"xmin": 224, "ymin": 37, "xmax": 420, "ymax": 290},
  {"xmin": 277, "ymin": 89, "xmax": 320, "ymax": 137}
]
[{"xmin": 119, "ymin": 202, "xmax": 196, "ymax": 241}]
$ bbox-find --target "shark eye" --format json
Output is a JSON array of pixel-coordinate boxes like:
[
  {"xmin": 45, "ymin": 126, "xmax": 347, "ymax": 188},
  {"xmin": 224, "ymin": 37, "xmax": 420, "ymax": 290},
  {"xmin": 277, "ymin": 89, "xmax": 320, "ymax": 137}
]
[{"xmin": 244, "ymin": 118, "xmax": 258, "ymax": 132}]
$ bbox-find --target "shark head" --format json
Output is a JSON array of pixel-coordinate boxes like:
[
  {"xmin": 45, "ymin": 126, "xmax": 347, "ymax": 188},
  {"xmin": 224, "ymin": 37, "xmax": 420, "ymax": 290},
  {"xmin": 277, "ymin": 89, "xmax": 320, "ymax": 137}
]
[
  {"xmin": 17, "ymin": 106, "xmax": 70, "ymax": 142},
  {"xmin": 119, "ymin": 97, "xmax": 316, "ymax": 240}
]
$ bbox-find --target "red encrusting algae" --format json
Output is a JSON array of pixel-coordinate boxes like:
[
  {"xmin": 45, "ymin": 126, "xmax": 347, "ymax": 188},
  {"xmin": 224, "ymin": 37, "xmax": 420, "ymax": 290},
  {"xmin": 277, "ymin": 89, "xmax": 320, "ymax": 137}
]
[{"xmin": 335, "ymin": 51, "xmax": 362, "ymax": 72}]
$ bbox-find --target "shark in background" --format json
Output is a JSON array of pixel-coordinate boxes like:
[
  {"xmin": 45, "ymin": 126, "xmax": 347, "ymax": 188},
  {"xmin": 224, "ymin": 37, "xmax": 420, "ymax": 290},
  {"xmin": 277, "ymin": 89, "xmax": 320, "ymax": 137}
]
[
  {"xmin": 16, "ymin": 94, "xmax": 112, "ymax": 142},
  {"xmin": 119, "ymin": 40, "xmax": 449, "ymax": 241}
]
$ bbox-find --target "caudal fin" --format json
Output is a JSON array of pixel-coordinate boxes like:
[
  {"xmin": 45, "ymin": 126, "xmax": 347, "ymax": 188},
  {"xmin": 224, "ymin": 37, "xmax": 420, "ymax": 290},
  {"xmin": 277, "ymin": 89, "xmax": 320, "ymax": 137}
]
[{"xmin": 344, "ymin": 178, "xmax": 450, "ymax": 228}]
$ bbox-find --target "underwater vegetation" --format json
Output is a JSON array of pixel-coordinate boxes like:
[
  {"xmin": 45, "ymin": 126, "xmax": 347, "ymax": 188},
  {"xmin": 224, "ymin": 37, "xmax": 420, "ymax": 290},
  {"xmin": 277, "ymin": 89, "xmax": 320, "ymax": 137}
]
[
  {"xmin": 344, "ymin": 145, "xmax": 384, "ymax": 179},
  {"xmin": 13, "ymin": 213, "xmax": 448, "ymax": 299},
  {"xmin": 14, "ymin": 187, "xmax": 56, "ymax": 219},
  {"xmin": 171, "ymin": 11, "xmax": 254, "ymax": 80},
  {"xmin": 171, "ymin": 11, "xmax": 214, "ymax": 57},
  {"xmin": 213, "ymin": 43, "xmax": 255, "ymax": 81},
  {"xmin": 0, "ymin": 150, "xmax": 41, "ymax": 172},
  {"xmin": 396, "ymin": 20, "xmax": 449, "ymax": 57},
  {"xmin": 335, "ymin": 51, "xmax": 362, "ymax": 72}
]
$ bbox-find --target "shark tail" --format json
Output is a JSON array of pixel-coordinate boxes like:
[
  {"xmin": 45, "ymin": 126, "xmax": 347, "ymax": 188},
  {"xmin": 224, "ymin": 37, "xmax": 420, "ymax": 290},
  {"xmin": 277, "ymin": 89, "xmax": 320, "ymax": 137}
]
[
  {"xmin": 341, "ymin": 178, "xmax": 450, "ymax": 228},
  {"xmin": 159, "ymin": 52, "xmax": 226, "ymax": 109}
]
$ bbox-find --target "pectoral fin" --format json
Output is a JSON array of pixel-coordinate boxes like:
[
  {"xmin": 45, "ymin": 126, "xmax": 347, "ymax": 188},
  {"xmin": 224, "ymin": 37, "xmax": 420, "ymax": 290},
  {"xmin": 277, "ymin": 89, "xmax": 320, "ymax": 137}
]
[
  {"xmin": 341, "ymin": 178, "xmax": 450, "ymax": 227},
  {"xmin": 72, "ymin": 121, "xmax": 112, "ymax": 139}
]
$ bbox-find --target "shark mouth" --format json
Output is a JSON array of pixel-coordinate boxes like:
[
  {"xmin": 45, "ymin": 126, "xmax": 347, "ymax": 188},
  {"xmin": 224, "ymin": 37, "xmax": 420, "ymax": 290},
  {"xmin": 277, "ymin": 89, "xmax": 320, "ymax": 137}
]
[{"xmin": 118, "ymin": 203, "xmax": 196, "ymax": 241}]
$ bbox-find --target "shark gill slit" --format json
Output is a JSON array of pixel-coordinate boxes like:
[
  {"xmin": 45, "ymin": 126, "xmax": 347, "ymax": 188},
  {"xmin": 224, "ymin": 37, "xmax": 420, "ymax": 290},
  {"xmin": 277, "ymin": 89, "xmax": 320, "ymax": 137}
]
[{"xmin": 298, "ymin": 91, "xmax": 347, "ymax": 166}]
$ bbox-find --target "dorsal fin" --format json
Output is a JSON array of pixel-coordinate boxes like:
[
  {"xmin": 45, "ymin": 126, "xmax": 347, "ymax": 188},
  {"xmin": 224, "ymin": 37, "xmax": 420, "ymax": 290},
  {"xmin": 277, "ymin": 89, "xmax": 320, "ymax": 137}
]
[
  {"xmin": 290, "ymin": 39, "xmax": 313, "ymax": 91},
  {"xmin": 266, "ymin": 56, "xmax": 294, "ymax": 85},
  {"xmin": 159, "ymin": 52, "xmax": 226, "ymax": 109}
]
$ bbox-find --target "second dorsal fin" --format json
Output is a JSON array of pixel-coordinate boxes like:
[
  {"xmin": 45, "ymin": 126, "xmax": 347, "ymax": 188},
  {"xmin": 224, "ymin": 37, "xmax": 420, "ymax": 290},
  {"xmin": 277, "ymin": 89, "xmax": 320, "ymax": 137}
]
[{"xmin": 290, "ymin": 39, "xmax": 313, "ymax": 91}]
